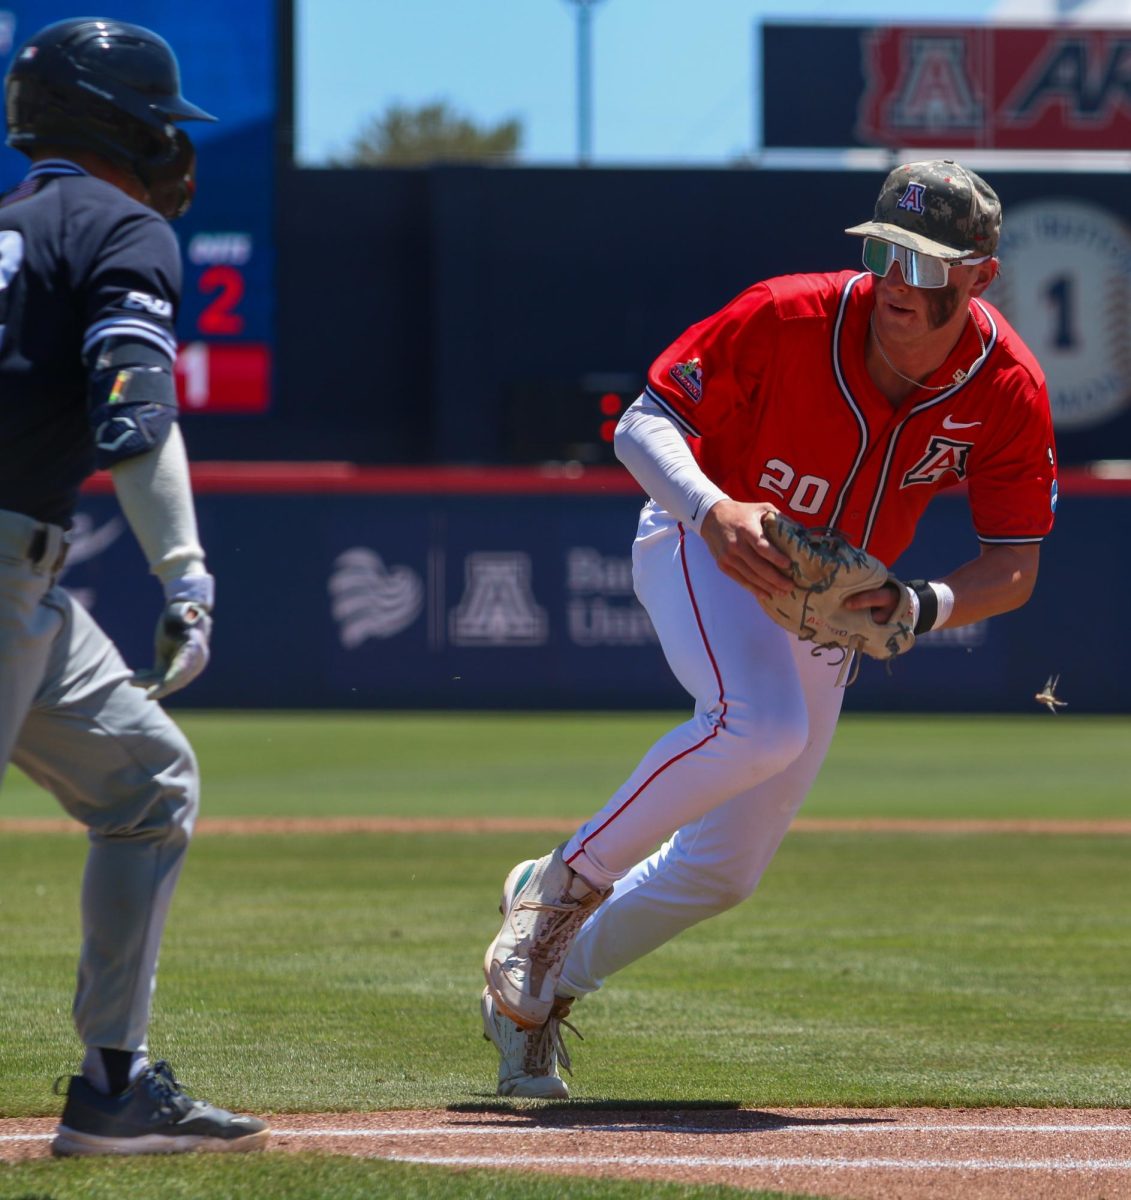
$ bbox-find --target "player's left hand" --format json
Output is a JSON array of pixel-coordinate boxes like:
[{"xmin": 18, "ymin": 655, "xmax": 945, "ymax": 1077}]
[
  {"xmin": 131, "ymin": 599, "xmax": 213, "ymax": 700},
  {"xmin": 131, "ymin": 576, "xmax": 215, "ymax": 701}
]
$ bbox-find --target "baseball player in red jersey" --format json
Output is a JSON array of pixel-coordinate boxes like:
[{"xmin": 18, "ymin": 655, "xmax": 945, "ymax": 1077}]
[{"xmin": 481, "ymin": 160, "xmax": 1057, "ymax": 1098}]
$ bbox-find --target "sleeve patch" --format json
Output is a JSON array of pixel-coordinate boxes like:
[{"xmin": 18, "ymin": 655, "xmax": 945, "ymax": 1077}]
[
  {"xmin": 668, "ymin": 358, "xmax": 703, "ymax": 404},
  {"xmin": 122, "ymin": 290, "xmax": 174, "ymax": 319}
]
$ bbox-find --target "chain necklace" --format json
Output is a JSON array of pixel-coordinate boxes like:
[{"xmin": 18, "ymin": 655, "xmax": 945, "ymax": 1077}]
[{"xmin": 869, "ymin": 311, "xmax": 986, "ymax": 392}]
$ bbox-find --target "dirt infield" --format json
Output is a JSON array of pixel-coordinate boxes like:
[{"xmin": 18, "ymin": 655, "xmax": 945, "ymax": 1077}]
[{"xmin": 3, "ymin": 1107, "xmax": 1130, "ymax": 1197}]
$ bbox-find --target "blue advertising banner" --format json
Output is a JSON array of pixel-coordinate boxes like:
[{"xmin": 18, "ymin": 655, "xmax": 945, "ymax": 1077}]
[{"xmin": 57, "ymin": 479, "xmax": 1128, "ymax": 714}]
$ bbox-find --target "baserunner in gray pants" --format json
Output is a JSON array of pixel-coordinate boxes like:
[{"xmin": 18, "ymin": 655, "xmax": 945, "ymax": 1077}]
[
  {"xmin": 0, "ymin": 15, "xmax": 267, "ymax": 1156},
  {"xmin": 0, "ymin": 513, "xmax": 197, "ymax": 1051}
]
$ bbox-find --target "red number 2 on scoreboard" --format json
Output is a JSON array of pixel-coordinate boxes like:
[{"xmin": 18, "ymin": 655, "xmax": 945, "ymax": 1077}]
[{"xmin": 198, "ymin": 264, "xmax": 246, "ymax": 335}]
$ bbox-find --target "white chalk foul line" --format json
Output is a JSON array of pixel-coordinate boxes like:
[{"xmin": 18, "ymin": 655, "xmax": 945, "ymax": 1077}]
[
  {"xmin": 382, "ymin": 1152, "xmax": 1131, "ymax": 1172},
  {"xmin": 269, "ymin": 1123, "xmax": 1131, "ymax": 1138}
]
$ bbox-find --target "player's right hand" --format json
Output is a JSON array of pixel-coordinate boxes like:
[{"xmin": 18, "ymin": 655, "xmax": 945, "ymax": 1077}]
[
  {"xmin": 131, "ymin": 600, "xmax": 213, "ymax": 701},
  {"xmin": 699, "ymin": 499, "xmax": 794, "ymax": 602}
]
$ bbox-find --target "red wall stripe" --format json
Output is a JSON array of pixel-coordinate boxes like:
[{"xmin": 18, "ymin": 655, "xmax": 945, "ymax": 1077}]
[{"xmin": 79, "ymin": 463, "xmax": 1130, "ymax": 498}]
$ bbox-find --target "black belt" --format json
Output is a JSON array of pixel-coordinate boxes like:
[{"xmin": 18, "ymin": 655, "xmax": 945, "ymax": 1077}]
[
  {"xmin": 27, "ymin": 525, "xmax": 69, "ymax": 573},
  {"xmin": 28, "ymin": 526, "xmax": 49, "ymax": 561}
]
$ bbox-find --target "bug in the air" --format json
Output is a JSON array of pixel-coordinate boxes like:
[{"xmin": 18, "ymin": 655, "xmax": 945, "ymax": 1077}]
[{"xmin": 1034, "ymin": 673, "xmax": 1067, "ymax": 713}]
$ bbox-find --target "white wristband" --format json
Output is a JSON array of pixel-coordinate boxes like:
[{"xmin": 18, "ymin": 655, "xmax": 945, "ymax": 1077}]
[{"xmin": 927, "ymin": 581, "xmax": 955, "ymax": 630}]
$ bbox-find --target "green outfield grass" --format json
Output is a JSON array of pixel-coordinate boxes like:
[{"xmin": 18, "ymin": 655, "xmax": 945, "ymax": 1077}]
[
  {"xmin": 2, "ymin": 710, "xmax": 1128, "ymax": 819},
  {"xmin": 0, "ymin": 1159, "xmax": 804, "ymax": 1200},
  {"xmin": 0, "ymin": 711, "xmax": 1128, "ymax": 1199}
]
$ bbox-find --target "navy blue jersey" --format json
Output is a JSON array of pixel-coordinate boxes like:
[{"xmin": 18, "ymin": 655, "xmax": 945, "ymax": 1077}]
[{"xmin": 0, "ymin": 159, "xmax": 180, "ymax": 526}]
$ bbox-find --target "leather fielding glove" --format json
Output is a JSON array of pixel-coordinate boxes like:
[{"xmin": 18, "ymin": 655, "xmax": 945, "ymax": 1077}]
[
  {"xmin": 131, "ymin": 574, "xmax": 215, "ymax": 701},
  {"xmin": 757, "ymin": 513, "xmax": 915, "ymax": 684}
]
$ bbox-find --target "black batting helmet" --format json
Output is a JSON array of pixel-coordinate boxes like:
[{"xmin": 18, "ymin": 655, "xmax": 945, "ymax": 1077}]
[{"xmin": 4, "ymin": 17, "xmax": 215, "ymax": 187}]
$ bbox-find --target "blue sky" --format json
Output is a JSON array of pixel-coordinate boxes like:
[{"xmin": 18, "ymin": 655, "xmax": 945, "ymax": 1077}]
[{"xmin": 294, "ymin": 0, "xmax": 1122, "ymax": 166}]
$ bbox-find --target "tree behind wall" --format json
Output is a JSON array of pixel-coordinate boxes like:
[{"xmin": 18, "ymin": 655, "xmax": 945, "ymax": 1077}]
[{"xmin": 338, "ymin": 100, "xmax": 522, "ymax": 166}]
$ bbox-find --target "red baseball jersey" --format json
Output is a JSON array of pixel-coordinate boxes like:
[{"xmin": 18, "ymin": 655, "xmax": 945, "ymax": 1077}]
[{"xmin": 645, "ymin": 270, "xmax": 1057, "ymax": 566}]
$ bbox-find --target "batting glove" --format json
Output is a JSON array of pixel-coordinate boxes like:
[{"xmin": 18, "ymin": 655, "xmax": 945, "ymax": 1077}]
[{"xmin": 131, "ymin": 574, "xmax": 215, "ymax": 701}]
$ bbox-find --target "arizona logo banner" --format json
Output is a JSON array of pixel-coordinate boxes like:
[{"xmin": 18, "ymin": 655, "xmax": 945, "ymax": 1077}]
[{"xmin": 762, "ymin": 22, "xmax": 1131, "ymax": 151}]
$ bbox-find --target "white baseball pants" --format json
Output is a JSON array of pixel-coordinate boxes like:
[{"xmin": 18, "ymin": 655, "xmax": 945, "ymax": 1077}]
[{"xmin": 558, "ymin": 501, "xmax": 846, "ymax": 997}]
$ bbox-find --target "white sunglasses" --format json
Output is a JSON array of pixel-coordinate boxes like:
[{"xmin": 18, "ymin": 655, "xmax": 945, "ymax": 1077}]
[{"xmin": 862, "ymin": 236, "xmax": 991, "ymax": 289}]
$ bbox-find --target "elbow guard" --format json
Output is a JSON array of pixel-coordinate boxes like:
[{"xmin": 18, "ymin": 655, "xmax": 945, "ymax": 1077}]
[{"xmin": 87, "ymin": 337, "xmax": 179, "ymax": 469}]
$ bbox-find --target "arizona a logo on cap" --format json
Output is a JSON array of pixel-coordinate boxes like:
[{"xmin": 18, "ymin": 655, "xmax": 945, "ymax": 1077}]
[{"xmin": 897, "ymin": 182, "xmax": 926, "ymax": 214}]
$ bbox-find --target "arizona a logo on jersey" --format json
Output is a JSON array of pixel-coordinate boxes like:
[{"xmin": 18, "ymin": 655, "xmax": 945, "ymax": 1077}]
[{"xmin": 902, "ymin": 435, "xmax": 971, "ymax": 486}]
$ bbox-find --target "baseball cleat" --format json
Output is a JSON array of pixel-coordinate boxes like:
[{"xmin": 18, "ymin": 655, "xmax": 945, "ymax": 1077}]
[
  {"xmin": 481, "ymin": 986, "xmax": 579, "ymax": 1100},
  {"xmin": 484, "ymin": 845, "xmax": 610, "ymax": 1030},
  {"xmin": 51, "ymin": 1061, "xmax": 269, "ymax": 1156}
]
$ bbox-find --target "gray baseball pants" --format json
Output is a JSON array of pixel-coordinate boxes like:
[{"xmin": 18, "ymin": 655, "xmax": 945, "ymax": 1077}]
[{"xmin": 0, "ymin": 507, "xmax": 199, "ymax": 1052}]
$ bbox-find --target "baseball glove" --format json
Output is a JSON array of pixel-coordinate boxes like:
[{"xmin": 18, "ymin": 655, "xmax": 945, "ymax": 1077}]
[{"xmin": 757, "ymin": 512, "xmax": 915, "ymax": 684}]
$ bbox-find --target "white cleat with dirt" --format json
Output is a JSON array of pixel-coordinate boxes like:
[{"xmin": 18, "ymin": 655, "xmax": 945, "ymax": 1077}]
[
  {"xmin": 483, "ymin": 846, "xmax": 610, "ymax": 1030},
  {"xmin": 481, "ymin": 986, "xmax": 581, "ymax": 1099}
]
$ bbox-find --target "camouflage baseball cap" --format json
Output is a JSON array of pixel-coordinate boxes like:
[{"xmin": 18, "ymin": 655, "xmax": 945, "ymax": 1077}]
[{"xmin": 845, "ymin": 159, "xmax": 1001, "ymax": 259}]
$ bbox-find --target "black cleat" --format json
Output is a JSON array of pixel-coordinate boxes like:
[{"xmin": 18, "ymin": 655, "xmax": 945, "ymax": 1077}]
[{"xmin": 51, "ymin": 1060, "xmax": 269, "ymax": 1156}]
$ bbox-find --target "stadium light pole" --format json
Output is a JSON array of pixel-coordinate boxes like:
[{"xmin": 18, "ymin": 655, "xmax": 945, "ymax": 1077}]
[{"xmin": 564, "ymin": 0, "xmax": 604, "ymax": 165}]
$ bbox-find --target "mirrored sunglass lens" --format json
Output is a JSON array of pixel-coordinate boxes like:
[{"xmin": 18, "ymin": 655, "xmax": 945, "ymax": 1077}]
[
  {"xmin": 862, "ymin": 238, "xmax": 892, "ymax": 276},
  {"xmin": 900, "ymin": 250, "xmax": 948, "ymax": 288}
]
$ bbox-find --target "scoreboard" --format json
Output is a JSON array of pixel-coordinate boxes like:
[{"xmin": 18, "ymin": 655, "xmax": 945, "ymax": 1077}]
[{"xmin": 0, "ymin": 1, "xmax": 277, "ymax": 415}]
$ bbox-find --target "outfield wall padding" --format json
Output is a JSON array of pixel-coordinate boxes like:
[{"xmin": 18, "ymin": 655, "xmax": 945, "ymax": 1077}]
[{"xmin": 70, "ymin": 466, "xmax": 1127, "ymax": 713}]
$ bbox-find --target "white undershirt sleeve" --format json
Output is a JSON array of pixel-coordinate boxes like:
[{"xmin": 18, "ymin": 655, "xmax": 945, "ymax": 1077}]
[
  {"xmin": 110, "ymin": 423, "xmax": 210, "ymax": 594},
  {"xmin": 613, "ymin": 394, "xmax": 729, "ymax": 532}
]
